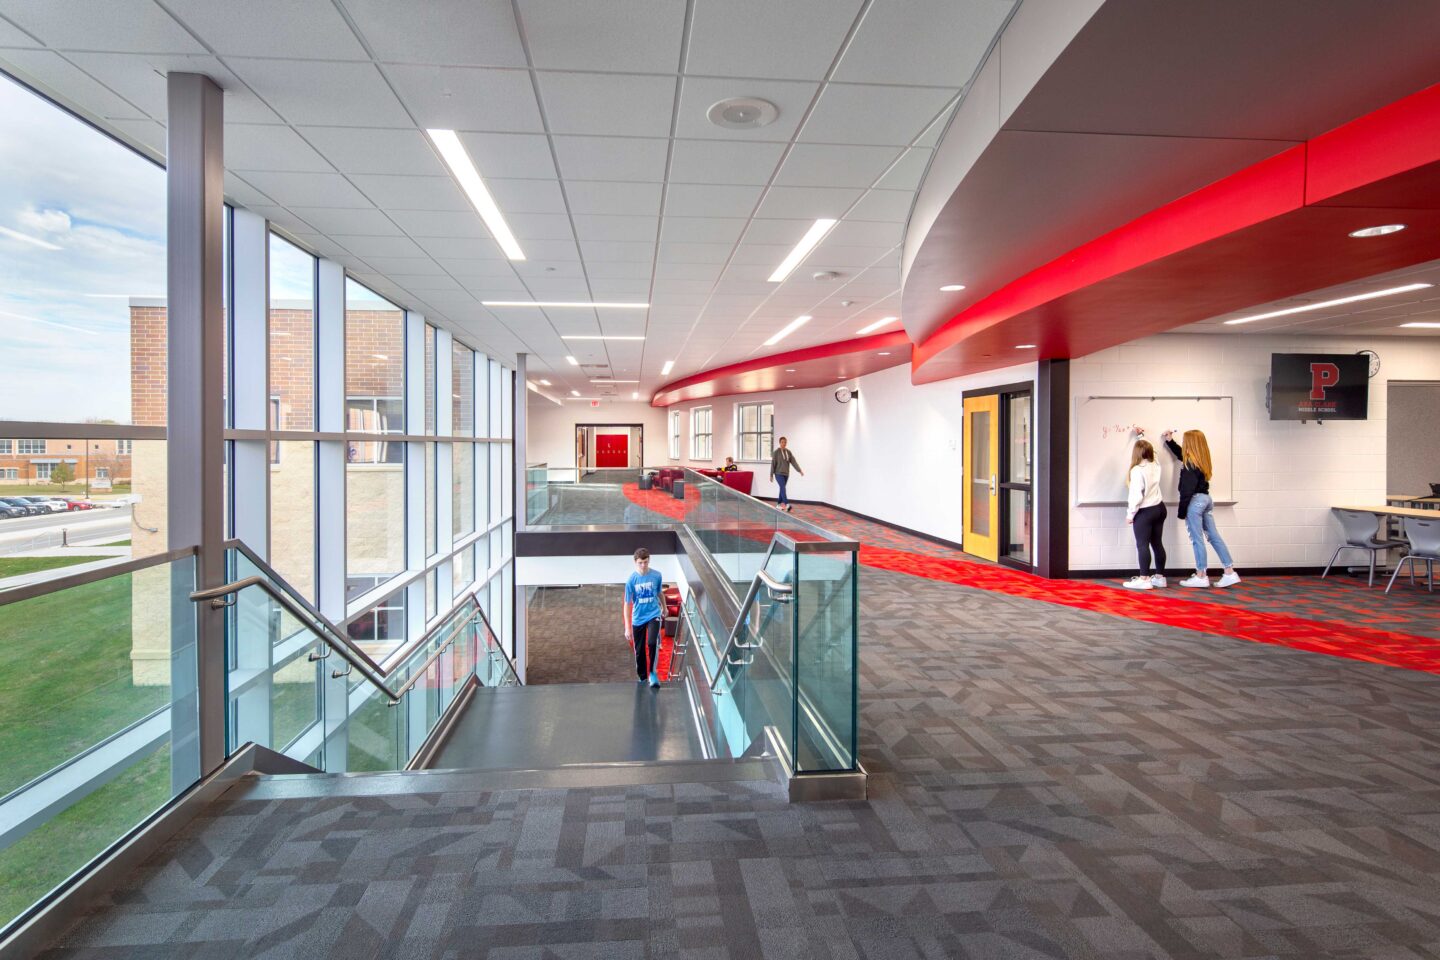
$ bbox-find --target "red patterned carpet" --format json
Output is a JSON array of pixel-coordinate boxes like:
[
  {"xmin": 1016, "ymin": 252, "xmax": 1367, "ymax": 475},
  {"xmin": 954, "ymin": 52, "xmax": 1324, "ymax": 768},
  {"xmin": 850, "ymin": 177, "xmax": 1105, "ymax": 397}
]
[{"xmin": 791, "ymin": 504, "xmax": 1440, "ymax": 675}]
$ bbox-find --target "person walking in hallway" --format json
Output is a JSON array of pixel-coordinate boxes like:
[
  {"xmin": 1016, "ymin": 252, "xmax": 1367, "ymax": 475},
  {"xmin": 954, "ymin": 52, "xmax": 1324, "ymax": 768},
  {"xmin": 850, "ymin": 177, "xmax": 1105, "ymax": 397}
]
[
  {"xmin": 770, "ymin": 436, "xmax": 803, "ymax": 512},
  {"xmin": 623, "ymin": 547, "xmax": 664, "ymax": 687},
  {"xmin": 1123, "ymin": 439, "xmax": 1167, "ymax": 590},
  {"xmin": 1163, "ymin": 429, "xmax": 1241, "ymax": 588}
]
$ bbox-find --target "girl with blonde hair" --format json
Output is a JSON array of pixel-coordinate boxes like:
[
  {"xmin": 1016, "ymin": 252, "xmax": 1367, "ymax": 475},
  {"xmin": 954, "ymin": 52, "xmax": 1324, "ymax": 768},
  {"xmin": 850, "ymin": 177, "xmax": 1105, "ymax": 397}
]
[
  {"xmin": 1122, "ymin": 439, "xmax": 1167, "ymax": 590},
  {"xmin": 1162, "ymin": 429, "xmax": 1240, "ymax": 588}
]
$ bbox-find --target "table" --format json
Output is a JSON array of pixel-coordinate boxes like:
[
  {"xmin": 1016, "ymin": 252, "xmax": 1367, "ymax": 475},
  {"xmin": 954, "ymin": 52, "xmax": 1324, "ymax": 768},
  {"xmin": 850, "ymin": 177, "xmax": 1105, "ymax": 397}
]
[
  {"xmin": 1385, "ymin": 493, "xmax": 1440, "ymax": 508},
  {"xmin": 1338, "ymin": 504, "xmax": 1440, "ymax": 520}
]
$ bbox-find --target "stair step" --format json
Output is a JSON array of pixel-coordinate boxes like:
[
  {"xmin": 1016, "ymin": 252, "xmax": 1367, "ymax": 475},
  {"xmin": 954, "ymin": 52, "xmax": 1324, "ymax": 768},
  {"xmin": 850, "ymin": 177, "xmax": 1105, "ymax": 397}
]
[{"xmin": 229, "ymin": 757, "xmax": 777, "ymax": 801}]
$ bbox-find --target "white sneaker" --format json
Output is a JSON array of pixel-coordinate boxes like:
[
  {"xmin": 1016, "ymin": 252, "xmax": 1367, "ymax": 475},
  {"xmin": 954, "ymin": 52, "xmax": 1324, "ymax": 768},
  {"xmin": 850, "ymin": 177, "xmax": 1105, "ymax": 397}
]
[
  {"xmin": 1121, "ymin": 576, "xmax": 1153, "ymax": 590},
  {"xmin": 1179, "ymin": 574, "xmax": 1210, "ymax": 588},
  {"xmin": 1150, "ymin": 575, "xmax": 1167, "ymax": 588},
  {"xmin": 1215, "ymin": 571, "xmax": 1241, "ymax": 588}
]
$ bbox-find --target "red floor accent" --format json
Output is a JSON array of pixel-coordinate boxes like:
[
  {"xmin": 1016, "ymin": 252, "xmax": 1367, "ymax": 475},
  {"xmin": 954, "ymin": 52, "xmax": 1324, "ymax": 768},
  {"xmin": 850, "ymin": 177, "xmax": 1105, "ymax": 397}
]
[
  {"xmin": 622, "ymin": 482, "xmax": 700, "ymax": 520},
  {"xmin": 858, "ymin": 546, "xmax": 1440, "ymax": 675}
]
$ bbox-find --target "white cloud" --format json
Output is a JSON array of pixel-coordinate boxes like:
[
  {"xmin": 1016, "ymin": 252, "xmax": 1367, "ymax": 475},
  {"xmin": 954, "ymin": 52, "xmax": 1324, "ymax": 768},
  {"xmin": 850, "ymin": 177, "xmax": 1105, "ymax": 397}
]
[{"xmin": 17, "ymin": 206, "xmax": 72, "ymax": 234}]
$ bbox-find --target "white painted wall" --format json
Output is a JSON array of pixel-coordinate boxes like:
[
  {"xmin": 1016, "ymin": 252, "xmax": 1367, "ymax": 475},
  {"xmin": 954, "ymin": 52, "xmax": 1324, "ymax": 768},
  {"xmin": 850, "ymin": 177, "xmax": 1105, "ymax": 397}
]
[
  {"xmin": 526, "ymin": 397, "xmax": 668, "ymax": 473},
  {"xmin": 828, "ymin": 360, "xmax": 1037, "ymax": 545},
  {"xmin": 1069, "ymin": 332, "xmax": 1440, "ymax": 571}
]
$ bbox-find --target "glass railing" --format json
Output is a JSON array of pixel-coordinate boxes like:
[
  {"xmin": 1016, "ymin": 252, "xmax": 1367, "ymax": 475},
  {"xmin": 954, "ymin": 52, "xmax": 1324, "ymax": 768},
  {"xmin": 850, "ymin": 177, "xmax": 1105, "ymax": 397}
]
[
  {"xmin": 525, "ymin": 462, "xmax": 548, "ymax": 524},
  {"xmin": 218, "ymin": 543, "xmax": 518, "ymax": 774},
  {"xmin": 0, "ymin": 548, "xmax": 201, "ymax": 935}
]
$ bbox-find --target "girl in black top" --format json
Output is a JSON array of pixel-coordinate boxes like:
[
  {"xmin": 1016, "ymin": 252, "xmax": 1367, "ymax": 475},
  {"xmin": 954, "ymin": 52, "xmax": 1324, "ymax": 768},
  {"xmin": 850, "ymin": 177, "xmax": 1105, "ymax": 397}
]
[{"xmin": 1162, "ymin": 429, "xmax": 1240, "ymax": 588}]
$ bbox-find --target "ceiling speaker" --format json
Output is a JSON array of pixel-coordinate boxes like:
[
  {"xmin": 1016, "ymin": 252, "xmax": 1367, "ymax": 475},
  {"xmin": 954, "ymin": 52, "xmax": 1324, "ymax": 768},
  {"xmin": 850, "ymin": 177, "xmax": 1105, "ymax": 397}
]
[{"xmin": 707, "ymin": 97, "xmax": 779, "ymax": 130}]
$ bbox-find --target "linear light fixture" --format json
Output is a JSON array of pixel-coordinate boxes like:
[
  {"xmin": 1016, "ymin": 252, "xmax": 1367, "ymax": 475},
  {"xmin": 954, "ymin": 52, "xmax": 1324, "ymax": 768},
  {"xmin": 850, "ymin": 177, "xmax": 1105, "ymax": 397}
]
[
  {"xmin": 768, "ymin": 219, "xmax": 837, "ymax": 283},
  {"xmin": 561, "ymin": 335, "xmax": 646, "ymax": 341},
  {"xmin": 764, "ymin": 314, "xmax": 811, "ymax": 347},
  {"xmin": 0, "ymin": 225, "xmax": 61, "ymax": 251},
  {"xmin": 565, "ymin": 356, "xmax": 579, "ymax": 366},
  {"xmin": 661, "ymin": 360, "xmax": 674, "ymax": 375},
  {"xmin": 538, "ymin": 379, "xmax": 552, "ymax": 386},
  {"xmin": 426, "ymin": 129, "xmax": 525, "ymax": 260},
  {"xmin": 1400, "ymin": 321, "xmax": 1440, "ymax": 328},
  {"xmin": 591, "ymin": 379, "xmax": 640, "ymax": 383},
  {"xmin": 570, "ymin": 389, "xmax": 581, "ymax": 397},
  {"xmin": 483, "ymin": 301, "xmax": 648, "ymax": 309},
  {"xmin": 1223, "ymin": 283, "xmax": 1434, "ymax": 325},
  {"xmin": 857, "ymin": 316, "xmax": 898, "ymax": 335}
]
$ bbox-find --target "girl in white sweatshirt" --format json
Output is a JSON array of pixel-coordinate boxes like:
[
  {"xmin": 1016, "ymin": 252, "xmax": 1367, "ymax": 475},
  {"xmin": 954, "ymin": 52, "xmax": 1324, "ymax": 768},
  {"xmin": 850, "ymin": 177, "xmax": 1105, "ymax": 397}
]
[{"xmin": 1123, "ymin": 439, "xmax": 1167, "ymax": 590}]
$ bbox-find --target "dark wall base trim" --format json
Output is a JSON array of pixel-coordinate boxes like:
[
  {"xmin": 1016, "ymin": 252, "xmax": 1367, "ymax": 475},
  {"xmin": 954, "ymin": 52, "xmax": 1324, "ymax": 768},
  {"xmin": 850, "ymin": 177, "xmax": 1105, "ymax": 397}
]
[
  {"xmin": 1071, "ymin": 566, "xmax": 1330, "ymax": 579},
  {"xmin": 810, "ymin": 501, "xmax": 968, "ymax": 554},
  {"xmin": 517, "ymin": 529, "xmax": 680, "ymax": 557}
]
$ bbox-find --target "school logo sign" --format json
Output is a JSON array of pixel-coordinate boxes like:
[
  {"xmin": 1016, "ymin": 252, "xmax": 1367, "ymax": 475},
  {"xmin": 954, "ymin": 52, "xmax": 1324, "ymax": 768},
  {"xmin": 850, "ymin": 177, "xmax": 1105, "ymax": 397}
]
[{"xmin": 1270, "ymin": 353, "xmax": 1368, "ymax": 421}]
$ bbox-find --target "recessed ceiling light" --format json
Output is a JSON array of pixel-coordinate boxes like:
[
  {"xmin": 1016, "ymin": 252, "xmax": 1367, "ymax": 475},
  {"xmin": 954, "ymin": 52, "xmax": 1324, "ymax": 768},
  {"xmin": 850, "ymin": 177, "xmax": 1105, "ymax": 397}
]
[
  {"xmin": 570, "ymin": 389, "xmax": 581, "ymax": 397},
  {"xmin": 786, "ymin": 385, "xmax": 795, "ymax": 388},
  {"xmin": 1349, "ymin": 224, "xmax": 1406, "ymax": 238},
  {"xmin": 1015, "ymin": 344, "xmax": 1036, "ymax": 349},
  {"xmin": 632, "ymin": 391, "xmax": 639, "ymax": 400},
  {"xmin": 1400, "ymin": 321, "xmax": 1440, "ymax": 328},
  {"xmin": 539, "ymin": 379, "xmax": 552, "ymax": 386},
  {"xmin": 565, "ymin": 356, "xmax": 579, "ymax": 366},
  {"xmin": 661, "ymin": 360, "xmax": 674, "ymax": 376},
  {"xmin": 426, "ymin": 129, "xmax": 525, "ymax": 261},
  {"xmin": 1223, "ymin": 282, "xmax": 1433, "ymax": 325},
  {"xmin": 526, "ymin": 382, "xmax": 539, "ymax": 393},
  {"xmin": 784, "ymin": 368, "xmax": 797, "ymax": 372},
  {"xmin": 561, "ymin": 335, "xmax": 646, "ymax": 340},
  {"xmin": 590, "ymin": 379, "xmax": 639, "ymax": 383},
  {"xmin": 857, "ymin": 316, "xmax": 898, "ymax": 335},
  {"xmin": 764, "ymin": 314, "xmax": 811, "ymax": 347},
  {"xmin": 708, "ymin": 96, "xmax": 779, "ymax": 130},
  {"xmin": 940, "ymin": 284, "xmax": 966, "ymax": 292},
  {"xmin": 769, "ymin": 220, "xmax": 838, "ymax": 283},
  {"xmin": 484, "ymin": 301, "xmax": 649, "ymax": 309},
  {"xmin": 877, "ymin": 351, "xmax": 891, "ymax": 356}
]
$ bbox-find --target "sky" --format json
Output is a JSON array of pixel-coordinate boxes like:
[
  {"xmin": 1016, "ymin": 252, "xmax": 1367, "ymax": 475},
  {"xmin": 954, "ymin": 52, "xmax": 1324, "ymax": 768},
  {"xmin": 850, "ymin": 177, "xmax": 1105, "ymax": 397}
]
[{"xmin": 0, "ymin": 73, "xmax": 166, "ymax": 424}]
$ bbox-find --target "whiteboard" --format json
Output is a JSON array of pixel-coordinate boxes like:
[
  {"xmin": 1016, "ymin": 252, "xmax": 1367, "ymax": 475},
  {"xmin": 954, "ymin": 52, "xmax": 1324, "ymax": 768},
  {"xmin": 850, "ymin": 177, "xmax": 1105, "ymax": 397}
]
[{"xmin": 1075, "ymin": 396, "xmax": 1233, "ymax": 506}]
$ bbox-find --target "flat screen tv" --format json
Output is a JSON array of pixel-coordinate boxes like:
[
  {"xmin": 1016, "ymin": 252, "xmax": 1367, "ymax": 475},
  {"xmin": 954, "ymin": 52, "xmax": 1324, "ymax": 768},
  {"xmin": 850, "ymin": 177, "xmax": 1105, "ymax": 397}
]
[{"xmin": 1269, "ymin": 353, "xmax": 1368, "ymax": 421}]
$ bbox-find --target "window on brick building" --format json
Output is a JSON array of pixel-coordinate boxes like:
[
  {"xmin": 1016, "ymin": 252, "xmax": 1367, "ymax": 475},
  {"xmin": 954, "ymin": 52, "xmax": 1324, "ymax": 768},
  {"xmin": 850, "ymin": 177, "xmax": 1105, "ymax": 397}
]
[
  {"xmin": 269, "ymin": 234, "xmax": 316, "ymax": 431},
  {"xmin": 17, "ymin": 440, "xmax": 44, "ymax": 455},
  {"xmin": 0, "ymin": 469, "xmax": 16, "ymax": 480},
  {"xmin": 0, "ymin": 440, "xmax": 10, "ymax": 454},
  {"xmin": 116, "ymin": 439, "xmax": 132, "ymax": 456},
  {"xmin": 692, "ymin": 407, "xmax": 712, "ymax": 460},
  {"xmin": 737, "ymin": 402, "xmax": 774, "ymax": 461}
]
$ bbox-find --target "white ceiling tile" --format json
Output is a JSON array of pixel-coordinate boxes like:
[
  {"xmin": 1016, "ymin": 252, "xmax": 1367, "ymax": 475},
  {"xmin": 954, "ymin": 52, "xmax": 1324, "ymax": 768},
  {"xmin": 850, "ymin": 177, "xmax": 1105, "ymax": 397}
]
[
  {"xmin": 226, "ymin": 124, "xmax": 333, "ymax": 172},
  {"xmin": 299, "ymin": 127, "xmax": 446, "ymax": 176},
  {"xmin": 660, "ymin": 218, "xmax": 747, "ymax": 244},
  {"xmin": 754, "ymin": 185, "xmax": 862, "ymax": 220},
  {"xmin": 741, "ymin": 219, "xmax": 818, "ymax": 244},
  {"xmin": 486, "ymin": 178, "xmax": 569, "ymax": 214},
  {"xmin": 249, "ymin": 205, "xmax": 317, "ymax": 234},
  {"xmin": 0, "ymin": 49, "xmax": 148, "ymax": 119},
  {"xmin": 224, "ymin": 173, "xmax": 275, "ymax": 208},
  {"xmin": 349, "ymin": 174, "xmax": 468, "ymax": 211},
  {"xmin": 228, "ymin": 59, "xmax": 411, "ymax": 127},
  {"xmin": 1, "ymin": 0, "xmax": 203, "ymax": 52},
  {"xmin": 165, "ymin": 0, "xmax": 366, "ymax": 58},
  {"xmin": 686, "ymin": 0, "xmax": 861, "ymax": 80},
  {"xmin": 588, "ymin": 279, "xmax": 651, "ymax": 299},
  {"xmin": 518, "ymin": 0, "xmax": 684, "ymax": 72},
  {"xmin": 565, "ymin": 181, "xmax": 663, "ymax": 217},
  {"xmin": 536, "ymin": 72, "xmax": 676, "ymax": 137},
  {"xmin": 292, "ymin": 235, "xmax": 350, "ymax": 260},
  {"xmin": 508, "ymin": 212, "xmax": 576, "ymax": 241},
  {"xmin": 874, "ymin": 147, "xmax": 933, "ymax": 190},
  {"xmin": 802, "ymin": 83, "xmax": 956, "ymax": 146},
  {"xmin": 674, "ymin": 76, "xmax": 818, "ymax": 142},
  {"xmin": 389, "ymin": 209, "xmax": 493, "ymax": 238},
  {"xmin": 834, "ymin": 0, "xmax": 1015, "ymax": 87},
  {"xmin": 437, "ymin": 258, "xmax": 517, "ymax": 278},
  {"xmin": 845, "ymin": 189, "xmax": 914, "ymax": 222},
  {"xmin": 664, "ymin": 184, "xmax": 764, "ymax": 219},
  {"xmin": 242, "ymin": 172, "xmax": 372, "ymax": 208},
  {"xmin": 552, "ymin": 136, "xmax": 668, "ymax": 181},
  {"xmin": 460, "ymin": 276, "xmax": 530, "ymax": 296},
  {"xmin": 655, "ymin": 262, "xmax": 724, "ymax": 282},
  {"xmin": 386, "ymin": 65, "xmax": 542, "ymax": 132},
  {"xmin": 572, "ymin": 215, "xmax": 658, "ymax": 243},
  {"xmin": 417, "ymin": 236, "xmax": 505, "ymax": 259},
  {"xmin": 824, "ymin": 219, "xmax": 903, "ymax": 247},
  {"xmin": 579, "ymin": 240, "xmax": 655, "ymax": 262},
  {"xmin": 812, "ymin": 243, "xmax": 898, "ymax": 267},
  {"xmin": 0, "ymin": 14, "xmax": 41, "ymax": 46},
  {"xmin": 521, "ymin": 238, "xmax": 583, "ymax": 261},
  {"xmin": 774, "ymin": 143, "xmax": 902, "ymax": 188},
  {"xmin": 586, "ymin": 261, "xmax": 654, "ymax": 280},
  {"xmin": 719, "ymin": 263, "xmax": 775, "ymax": 283},
  {"xmin": 111, "ymin": 118, "xmax": 167, "ymax": 155},
  {"xmin": 341, "ymin": 0, "xmax": 527, "ymax": 67},
  {"xmin": 658, "ymin": 241, "xmax": 733, "ymax": 264},
  {"xmin": 61, "ymin": 52, "xmax": 281, "ymax": 123},
  {"xmin": 456, "ymin": 132, "xmax": 557, "ymax": 178},
  {"xmin": 527, "ymin": 279, "xmax": 593, "ymax": 300},
  {"xmin": 511, "ymin": 260, "xmax": 586, "ymax": 279},
  {"xmin": 667, "ymin": 139, "xmax": 785, "ymax": 185},
  {"xmin": 334, "ymin": 235, "xmax": 427, "ymax": 258},
  {"xmin": 729, "ymin": 242, "xmax": 792, "ymax": 266},
  {"xmin": 390, "ymin": 274, "xmax": 462, "ymax": 291}
]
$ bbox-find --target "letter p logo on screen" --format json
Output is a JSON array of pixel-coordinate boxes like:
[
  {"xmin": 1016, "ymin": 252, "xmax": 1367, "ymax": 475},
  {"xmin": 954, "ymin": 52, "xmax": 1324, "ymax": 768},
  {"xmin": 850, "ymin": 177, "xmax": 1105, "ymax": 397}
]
[{"xmin": 1309, "ymin": 362, "xmax": 1340, "ymax": 401}]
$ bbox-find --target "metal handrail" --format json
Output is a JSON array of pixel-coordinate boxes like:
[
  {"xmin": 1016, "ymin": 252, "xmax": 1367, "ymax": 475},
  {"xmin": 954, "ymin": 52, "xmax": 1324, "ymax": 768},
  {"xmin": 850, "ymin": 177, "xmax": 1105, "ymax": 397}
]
[
  {"xmin": 192, "ymin": 574, "xmax": 403, "ymax": 703},
  {"xmin": 463, "ymin": 589, "xmax": 523, "ymax": 684},
  {"xmin": 680, "ymin": 467, "xmax": 860, "ymax": 553}
]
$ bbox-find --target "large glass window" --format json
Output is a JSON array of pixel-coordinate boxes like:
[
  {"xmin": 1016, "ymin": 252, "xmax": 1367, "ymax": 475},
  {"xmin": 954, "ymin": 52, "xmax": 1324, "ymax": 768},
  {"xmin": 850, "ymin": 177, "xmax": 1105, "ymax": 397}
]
[
  {"xmin": 270, "ymin": 441, "xmax": 316, "ymax": 600},
  {"xmin": 268, "ymin": 234, "xmax": 316, "ymax": 431},
  {"xmin": 0, "ymin": 73, "xmax": 165, "ymax": 426},
  {"xmin": 452, "ymin": 342, "xmax": 474, "ymax": 436},
  {"xmin": 669, "ymin": 411, "xmax": 682, "ymax": 459},
  {"xmin": 423, "ymin": 325, "xmax": 436, "ymax": 435},
  {"xmin": 737, "ymin": 402, "xmax": 774, "ymax": 461},
  {"xmin": 453, "ymin": 442, "xmax": 474, "ymax": 540},
  {"xmin": 692, "ymin": 407, "xmax": 712, "ymax": 461}
]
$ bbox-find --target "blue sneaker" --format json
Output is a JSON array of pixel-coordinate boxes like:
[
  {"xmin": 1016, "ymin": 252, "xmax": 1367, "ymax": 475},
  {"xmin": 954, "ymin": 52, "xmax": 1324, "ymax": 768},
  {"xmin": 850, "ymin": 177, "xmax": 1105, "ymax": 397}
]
[{"xmin": 648, "ymin": 671, "xmax": 660, "ymax": 688}]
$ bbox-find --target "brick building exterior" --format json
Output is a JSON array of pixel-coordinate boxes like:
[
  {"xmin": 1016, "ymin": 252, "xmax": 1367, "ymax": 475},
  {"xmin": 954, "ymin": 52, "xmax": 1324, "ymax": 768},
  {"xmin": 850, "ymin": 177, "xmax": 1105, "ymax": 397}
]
[{"xmin": 0, "ymin": 438, "xmax": 131, "ymax": 487}]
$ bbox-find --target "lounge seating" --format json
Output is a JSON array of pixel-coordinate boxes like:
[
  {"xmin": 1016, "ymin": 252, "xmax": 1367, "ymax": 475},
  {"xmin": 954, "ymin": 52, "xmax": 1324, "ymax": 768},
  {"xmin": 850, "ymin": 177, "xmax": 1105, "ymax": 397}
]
[
  {"xmin": 720, "ymin": 471, "xmax": 753, "ymax": 495},
  {"xmin": 1323, "ymin": 508, "xmax": 1406, "ymax": 586}
]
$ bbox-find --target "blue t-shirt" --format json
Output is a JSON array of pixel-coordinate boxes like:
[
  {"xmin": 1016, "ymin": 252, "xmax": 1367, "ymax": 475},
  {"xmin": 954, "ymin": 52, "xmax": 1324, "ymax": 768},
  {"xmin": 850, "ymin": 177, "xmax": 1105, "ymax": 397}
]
[{"xmin": 625, "ymin": 569, "xmax": 664, "ymax": 626}]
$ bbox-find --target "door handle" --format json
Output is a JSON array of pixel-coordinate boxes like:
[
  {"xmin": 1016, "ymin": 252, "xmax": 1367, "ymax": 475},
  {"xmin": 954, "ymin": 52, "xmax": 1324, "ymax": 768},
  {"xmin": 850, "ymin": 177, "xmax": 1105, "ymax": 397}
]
[{"xmin": 990, "ymin": 474, "xmax": 997, "ymax": 495}]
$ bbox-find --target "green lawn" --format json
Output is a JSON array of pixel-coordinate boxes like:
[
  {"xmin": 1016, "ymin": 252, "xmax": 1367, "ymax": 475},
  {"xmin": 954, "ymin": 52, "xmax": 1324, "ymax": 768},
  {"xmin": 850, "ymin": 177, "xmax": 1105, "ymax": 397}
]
[
  {"xmin": 0, "ymin": 483, "xmax": 131, "ymax": 496},
  {"xmin": 0, "ymin": 555, "xmax": 113, "ymax": 577},
  {"xmin": 101, "ymin": 539, "xmax": 132, "ymax": 547}
]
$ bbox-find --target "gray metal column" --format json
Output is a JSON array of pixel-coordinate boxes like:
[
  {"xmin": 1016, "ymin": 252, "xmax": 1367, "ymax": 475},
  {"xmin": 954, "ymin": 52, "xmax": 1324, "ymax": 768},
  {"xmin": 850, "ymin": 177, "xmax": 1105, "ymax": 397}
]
[
  {"xmin": 513, "ymin": 354, "xmax": 527, "ymax": 681},
  {"xmin": 166, "ymin": 72, "xmax": 226, "ymax": 782}
]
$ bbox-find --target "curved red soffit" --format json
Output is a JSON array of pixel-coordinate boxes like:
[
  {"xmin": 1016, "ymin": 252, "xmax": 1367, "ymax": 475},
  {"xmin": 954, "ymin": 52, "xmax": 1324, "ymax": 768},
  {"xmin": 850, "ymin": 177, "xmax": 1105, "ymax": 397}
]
[
  {"xmin": 912, "ymin": 79, "xmax": 1440, "ymax": 381},
  {"xmin": 650, "ymin": 330, "xmax": 913, "ymax": 407}
]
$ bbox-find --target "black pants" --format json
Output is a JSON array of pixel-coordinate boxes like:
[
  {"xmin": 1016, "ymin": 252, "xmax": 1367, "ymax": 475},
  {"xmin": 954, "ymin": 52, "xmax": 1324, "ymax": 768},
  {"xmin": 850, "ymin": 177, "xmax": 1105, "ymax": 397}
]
[
  {"xmin": 632, "ymin": 617, "xmax": 660, "ymax": 680},
  {"xmin": 1132, "ymin": 503, "xmax": 1167, "ymax": 576}
]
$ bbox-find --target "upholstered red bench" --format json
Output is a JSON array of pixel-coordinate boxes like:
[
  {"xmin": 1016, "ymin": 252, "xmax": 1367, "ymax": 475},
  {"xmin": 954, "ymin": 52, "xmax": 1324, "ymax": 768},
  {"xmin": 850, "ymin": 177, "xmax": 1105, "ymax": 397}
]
[{"xmin": 721, "ymin": 471, "xmax": 753, "ymax": 495}]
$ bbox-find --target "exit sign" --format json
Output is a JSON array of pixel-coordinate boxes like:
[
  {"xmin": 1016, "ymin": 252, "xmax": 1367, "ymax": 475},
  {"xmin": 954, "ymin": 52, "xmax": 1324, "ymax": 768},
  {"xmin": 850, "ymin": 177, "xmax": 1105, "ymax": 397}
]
[{"xmin": 590, "ymin": 400, "xmax": 600, "ymax": 407}]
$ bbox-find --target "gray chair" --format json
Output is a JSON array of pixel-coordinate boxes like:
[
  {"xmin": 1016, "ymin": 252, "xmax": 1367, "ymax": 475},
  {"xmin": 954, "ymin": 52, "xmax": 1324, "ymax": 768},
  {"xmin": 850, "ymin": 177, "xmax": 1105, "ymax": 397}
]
[
  {"xmin": 1386, "ymin": 515, "xmax": 1440, "ymax": 593},
  {"xmin": 1322, "ymin": 509, "xmax": 1406, "ymax": 586}
]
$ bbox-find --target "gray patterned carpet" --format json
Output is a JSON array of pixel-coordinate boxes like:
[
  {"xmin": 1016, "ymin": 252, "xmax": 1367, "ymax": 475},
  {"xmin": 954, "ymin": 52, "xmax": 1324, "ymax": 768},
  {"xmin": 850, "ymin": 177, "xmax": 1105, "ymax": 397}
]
[{"xmin": 39, "ymin": 567, "xmax": 1440, "ymax": 959}]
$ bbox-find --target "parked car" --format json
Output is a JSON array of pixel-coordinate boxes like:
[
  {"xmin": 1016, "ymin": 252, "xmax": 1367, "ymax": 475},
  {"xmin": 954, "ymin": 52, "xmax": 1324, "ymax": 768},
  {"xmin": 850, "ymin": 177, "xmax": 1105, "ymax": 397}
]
[
  {"xmin": 19, "ymin": 496, "xmax": 63, "ymax": 514},
  {"xmin": 57, "ymin": 497, "xmax": 95, "ymax": 511},
  {"xmin": 0, "ymin": 497, "xmax": 40, "ymax": 516},
  {"xmin": 0, "ymin": 502, "xmax": 24, "ymax": 519}
]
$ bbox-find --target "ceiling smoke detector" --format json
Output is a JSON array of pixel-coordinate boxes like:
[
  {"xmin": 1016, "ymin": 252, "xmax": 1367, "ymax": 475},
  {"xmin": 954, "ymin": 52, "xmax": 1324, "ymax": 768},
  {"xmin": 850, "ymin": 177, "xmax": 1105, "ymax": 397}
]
[
  {"xmin": 812, "ymin": 270, "xmax": 840, "ymax": 281},
  {"xmin": 707, "ymin": 97, "xmax": 779, "ymax": 130}
]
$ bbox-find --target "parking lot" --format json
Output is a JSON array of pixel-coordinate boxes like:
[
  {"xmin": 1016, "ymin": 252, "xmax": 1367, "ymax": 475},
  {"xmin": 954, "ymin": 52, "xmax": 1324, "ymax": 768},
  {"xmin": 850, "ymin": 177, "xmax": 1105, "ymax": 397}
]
[{"xmin": 0, "ymin": 506, "xmax": 132, "ymax": 557}]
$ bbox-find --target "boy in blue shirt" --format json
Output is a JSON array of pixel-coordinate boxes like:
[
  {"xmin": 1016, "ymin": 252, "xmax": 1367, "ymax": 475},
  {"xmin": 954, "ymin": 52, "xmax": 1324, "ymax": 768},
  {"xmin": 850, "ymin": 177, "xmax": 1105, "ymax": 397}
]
[{"xmin": 624, "ymin": 547, "xmax": 664, "ymax": 688}]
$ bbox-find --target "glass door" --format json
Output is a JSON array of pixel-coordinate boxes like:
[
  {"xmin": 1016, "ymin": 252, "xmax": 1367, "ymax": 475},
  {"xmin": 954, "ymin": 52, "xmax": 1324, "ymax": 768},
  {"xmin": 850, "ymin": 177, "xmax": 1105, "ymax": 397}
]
[
  {"xmin": 1000, "ymin": 392, "xmax": 1033, "ymax": 567},
  {"xmin": 962, "ymin": 394, "xmax": 1000, "ymax": 560}
]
